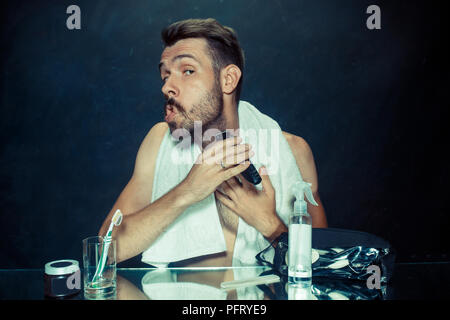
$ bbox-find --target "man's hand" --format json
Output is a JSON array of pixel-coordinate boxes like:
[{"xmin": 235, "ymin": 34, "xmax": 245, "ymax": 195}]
[
  {"xmin": 179, "ymin": 136, "xmax": 253, "ymax": 205},
  {"xmin": 214, "ymin": 166, "xmax": 287, "ymax": 241}
]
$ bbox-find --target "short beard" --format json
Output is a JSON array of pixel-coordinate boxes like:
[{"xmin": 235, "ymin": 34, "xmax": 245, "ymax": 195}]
[{"xmin": 167, "ymin": 77, "xmax": 224, "ymax": 137}]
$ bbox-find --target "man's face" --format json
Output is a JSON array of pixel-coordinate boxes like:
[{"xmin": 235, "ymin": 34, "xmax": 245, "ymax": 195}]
[{"xmin": 159, "ymin": 38, "xmax": 224, "ymax": 134}]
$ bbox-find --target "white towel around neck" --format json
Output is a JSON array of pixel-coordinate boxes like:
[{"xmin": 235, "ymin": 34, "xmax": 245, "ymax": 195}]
[{"xmin": 141, "ymin": 100, "xmax": 304, "ymax": 267}]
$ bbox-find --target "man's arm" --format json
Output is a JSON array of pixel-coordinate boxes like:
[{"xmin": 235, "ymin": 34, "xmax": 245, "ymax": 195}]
[
  {"xmin": 99, "ymin": 123, "xmax": 253, "ymax": 263},
  {"xmin": 98, "ymin": 122, "xmax": 191, "ymax": 263},
  {"xmin": 282, "ymin": 131, "xmax": 328, "ymax": 228},
  {"xmin": 214, "ymin": 131, "xmax": 328, "ymax": 246},
  {"xmin": 99, "ymin": 121, "xmax": 167, "ymax": 236}
]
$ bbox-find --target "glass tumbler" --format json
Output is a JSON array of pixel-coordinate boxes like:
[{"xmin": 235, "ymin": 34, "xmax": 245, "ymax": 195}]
[{"xmin": 82, "ymin": 236, "xmax": 116, "ymax": 300}]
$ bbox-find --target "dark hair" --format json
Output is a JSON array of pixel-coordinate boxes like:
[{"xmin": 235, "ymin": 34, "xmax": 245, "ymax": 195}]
[{"xmin": 161, "ymin": 18, "xmax": 245, "ymax": 105}]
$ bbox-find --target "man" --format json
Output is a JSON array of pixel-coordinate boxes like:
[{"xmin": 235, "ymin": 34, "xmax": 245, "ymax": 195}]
[{"xmin": 99, "ymin": 18, "xmax": 327, "ymax": 267}]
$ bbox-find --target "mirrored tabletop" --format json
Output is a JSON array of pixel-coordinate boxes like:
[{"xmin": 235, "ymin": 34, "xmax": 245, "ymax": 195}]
[{"xmin": 0, "ymin": 262, "xmax": 449, "ymax": 300}]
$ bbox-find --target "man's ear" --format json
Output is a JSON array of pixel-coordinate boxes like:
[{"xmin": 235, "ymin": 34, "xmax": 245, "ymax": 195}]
[{"xmin": 220, "ymin": 64, "xmax": 242, "ymax": 95}]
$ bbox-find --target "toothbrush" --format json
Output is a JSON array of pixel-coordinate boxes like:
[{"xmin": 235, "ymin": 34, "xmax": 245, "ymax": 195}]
[{"xmin": 92, "ymin": 209, "xmax": 123, "ymax": 284}]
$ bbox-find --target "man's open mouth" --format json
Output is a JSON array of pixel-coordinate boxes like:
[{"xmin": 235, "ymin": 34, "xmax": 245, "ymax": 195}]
[{"xmin": 165, "ymin": 105, "xmax": 177, "ymax": 122}]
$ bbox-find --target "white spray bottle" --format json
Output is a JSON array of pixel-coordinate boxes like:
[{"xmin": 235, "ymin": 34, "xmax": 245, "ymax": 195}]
[{"xmin": 288, "ymin": 181, "xmax": 318, "ymax": 283}]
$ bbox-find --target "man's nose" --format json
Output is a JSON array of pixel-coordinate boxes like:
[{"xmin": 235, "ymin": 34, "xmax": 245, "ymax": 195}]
[{"xmin": 161, "ymin": 76, "xmax": 179, "ymax": 98}]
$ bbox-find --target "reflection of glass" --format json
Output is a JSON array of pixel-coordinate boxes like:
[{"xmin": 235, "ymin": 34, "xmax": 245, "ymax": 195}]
[
  {"xmin": 287, "ymin": 280, "xmax": 315, "ymax": 300},
  {"xmin": 82, "ymin": 236, "xmax": 116, "ymax": 300}
]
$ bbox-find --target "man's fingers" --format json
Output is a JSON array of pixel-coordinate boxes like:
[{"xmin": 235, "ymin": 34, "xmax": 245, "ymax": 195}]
[
  {"xmin": 222, "ymin": 144, "xmax": 251, "ymax": 165},
  {"xmin": 221, "ymin": 180, "xmax": 238, "ymax": 200},
  {"xmin": 203, "ymin": 139, "xmax": 246, "ymax": 166},
  {"xmin": 224, "ymin": 177, "xmax": 243, "ymax": 199},
  {"xmin": 222, "ymin": 161, "xmax": 251, "ymax": 181},
  {"xmin": 226, "ymin": 177, "xmax": 241, "ymax": 189},
  {"xmin": 204, "ymin": 136, "xmax": 242, "ymax": 159},
  {"xmin": 209, "ymin": 146, "xmax": 253, "ymax": 167},
  {"xmin": 238, "ymin": 173, "xmax": 253, "ymax": 190},
  {"xmin": 214, "ymin": 190, "xmax": 235, "ymax": 210},
  {"xmin": 259, "ymin": 166, "xmax": 274, "ymax": 194}
]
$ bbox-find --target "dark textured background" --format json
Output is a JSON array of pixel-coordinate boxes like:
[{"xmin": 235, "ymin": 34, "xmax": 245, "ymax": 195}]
[{"xmin": 1, "ymin": 0, "xmax": 449, "ymax": 268}]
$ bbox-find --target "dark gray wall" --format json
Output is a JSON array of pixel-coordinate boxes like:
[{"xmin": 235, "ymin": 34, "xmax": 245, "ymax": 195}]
[{"xmin": 1, "ymin": 0, "xmax": 449, "ymax": 268}]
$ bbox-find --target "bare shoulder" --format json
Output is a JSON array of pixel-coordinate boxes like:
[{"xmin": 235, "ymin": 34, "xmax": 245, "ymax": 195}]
[
  {"xmin": 282, "ymin": 131, "xmax": 314, "ymax": 164},
  {"xmin": 142, "ymin": 122, "xmax": 168, "ymax": 147},
  {"xmin": 282, "ymin": 132, "xmax": 326, "ymax": 226},
  {"xmin": 282, "ymin": 131, "xmax": 318, "ymax": 191},
  {"xmin": 133, "ymin": 122, "xmax": 168, "ymax": 178}
]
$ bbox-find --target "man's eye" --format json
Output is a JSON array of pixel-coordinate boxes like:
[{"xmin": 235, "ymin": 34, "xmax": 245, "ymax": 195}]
[
  {"xmin": 184, "ymin": 69, "xmax": 194, "ymax": 76},
  {"xmin": 162, "ymin": 76, "xmax": 168, "ymax": 83}
]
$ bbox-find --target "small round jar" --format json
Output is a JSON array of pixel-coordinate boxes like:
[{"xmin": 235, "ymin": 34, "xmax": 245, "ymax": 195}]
[{"xmin": 44, "ymin": 259, "xmax": 81, "ymax": 299}]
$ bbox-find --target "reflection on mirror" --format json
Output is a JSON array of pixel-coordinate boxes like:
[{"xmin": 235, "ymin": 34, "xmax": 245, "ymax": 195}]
[{"xmin": 113, "ymin": 266, "xmax": 385, "ymax": 300}]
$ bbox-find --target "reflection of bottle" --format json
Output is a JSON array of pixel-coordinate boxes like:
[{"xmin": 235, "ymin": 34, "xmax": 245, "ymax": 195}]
[
  {"xmin": 287, "ymin": 281, "xmax": 314, "ymax": 300},
  {"xmin": 288, "ymin": 181, "xmax": 318, "ymax": 283}
]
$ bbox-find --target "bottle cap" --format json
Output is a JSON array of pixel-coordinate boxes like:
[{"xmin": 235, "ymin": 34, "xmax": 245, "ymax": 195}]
[
  {"xmin": 45, "ymin": 259, "xmax": 79, "ymax": 275},
  {"xmin": 292, "ymin": 181, "xmax": 318, "ymax": 213}
]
